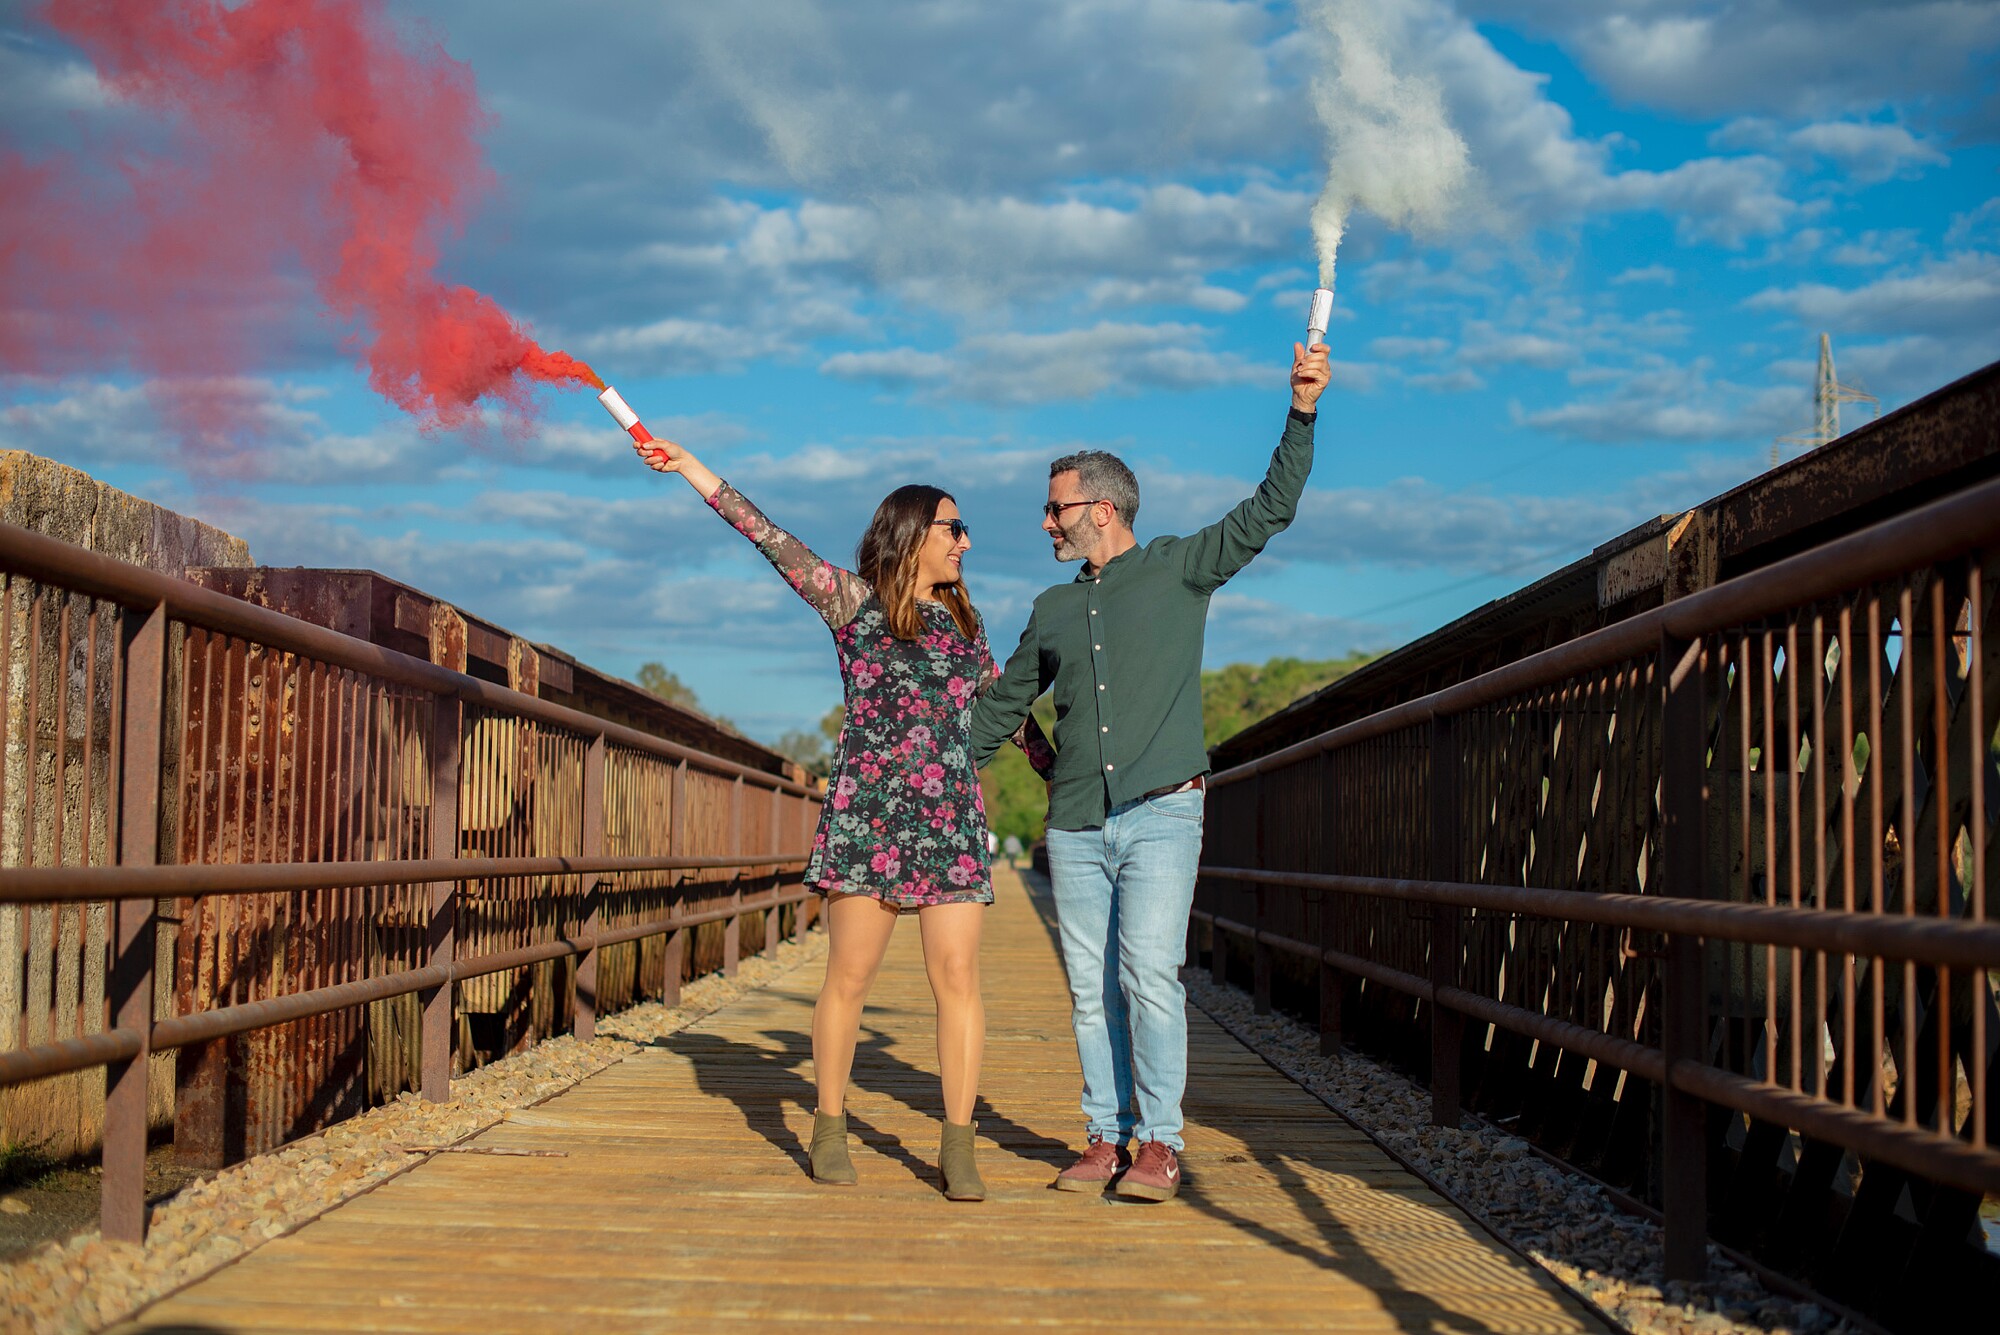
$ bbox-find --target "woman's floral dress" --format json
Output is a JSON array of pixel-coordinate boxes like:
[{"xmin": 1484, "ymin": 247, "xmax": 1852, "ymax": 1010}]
[{"xmin": 708, "ymin": 482, "xmax": 1049, "ymax": 907}]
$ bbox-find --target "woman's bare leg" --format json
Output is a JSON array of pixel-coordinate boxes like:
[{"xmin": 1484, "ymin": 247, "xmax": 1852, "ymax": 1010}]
[
  {"xmin": 918, "ymin": 902, "xmax": 986, "ymax": 1124},
  {"xmin": 813, "ymin": 893, "xmax": 900, "ymax": 1115}
]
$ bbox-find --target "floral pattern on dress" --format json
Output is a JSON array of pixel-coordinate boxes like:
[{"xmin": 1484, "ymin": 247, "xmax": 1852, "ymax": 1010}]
[{"xmin": 708, "ymin": 482, "xmax": 1047, "ymax": 908}]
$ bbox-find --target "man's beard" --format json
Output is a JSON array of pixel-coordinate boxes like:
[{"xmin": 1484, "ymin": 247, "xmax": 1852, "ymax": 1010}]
[{"xmin": 1052, "ymin": 516, "xmax": 1099, "ymax": 563}]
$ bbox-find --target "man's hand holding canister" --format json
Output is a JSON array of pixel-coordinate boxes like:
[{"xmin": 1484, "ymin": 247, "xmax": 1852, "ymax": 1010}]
[{"xmin": 1291, "ymin": 340, "xmax": 1331, "ymax": 414}]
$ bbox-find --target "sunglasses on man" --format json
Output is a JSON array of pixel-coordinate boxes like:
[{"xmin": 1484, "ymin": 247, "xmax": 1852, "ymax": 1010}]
[{"xmin": 1042, "ymin": 498, "xmax": 1109, "ymax": 521}]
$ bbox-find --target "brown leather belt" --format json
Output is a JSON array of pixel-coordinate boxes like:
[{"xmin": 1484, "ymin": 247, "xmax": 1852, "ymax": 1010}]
[{"xmin": 1140, "ymin": 774, "xmax": 1205, "ymax": 801}]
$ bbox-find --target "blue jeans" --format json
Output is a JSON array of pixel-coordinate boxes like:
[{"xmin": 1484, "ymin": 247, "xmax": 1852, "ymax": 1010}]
[{"xmin": 1044, "ymin": 787, "xmax": 1204, "ymax": 1151}]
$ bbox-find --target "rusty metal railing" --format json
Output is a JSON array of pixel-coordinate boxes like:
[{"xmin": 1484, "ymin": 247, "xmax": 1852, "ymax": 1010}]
[
  {"xmin": 0, "ymin": 521, "xmax": 821, "ymax": 1241},
  {"xmin": 1195, "ymin": 471, "xmax": 2000, "ymax": 1317}
]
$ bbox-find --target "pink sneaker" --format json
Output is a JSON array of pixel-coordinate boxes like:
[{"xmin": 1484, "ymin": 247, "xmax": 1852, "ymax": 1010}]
[
  {"xmin": 1053, "ymin": 1137, "xmax": 1131, "ymax": 1192},
  {"xmin": 1115, "ymin": 1140, "xmax": 1181, "ymax": 1201}
]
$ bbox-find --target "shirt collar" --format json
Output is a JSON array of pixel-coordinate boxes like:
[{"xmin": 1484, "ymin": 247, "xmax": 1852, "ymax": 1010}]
[{"xmin": 1075, "ymin": 541, "xmax": 1140, "ymax": 583}]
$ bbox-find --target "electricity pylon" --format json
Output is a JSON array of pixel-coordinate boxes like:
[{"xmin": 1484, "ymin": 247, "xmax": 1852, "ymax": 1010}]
[{"xmin": 1772, "ymin": 332, "xmax": 1879, "ymax": 466}]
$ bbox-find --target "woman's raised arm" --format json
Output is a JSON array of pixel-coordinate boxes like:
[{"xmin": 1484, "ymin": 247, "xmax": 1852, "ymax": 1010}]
[{"xmin": 638, "ymin": 436, "xmax": 869, "ymax": 629}]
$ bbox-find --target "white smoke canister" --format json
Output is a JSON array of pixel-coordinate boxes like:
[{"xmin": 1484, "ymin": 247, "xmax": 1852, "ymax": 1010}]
[{"xmin": 1305, "ymin": 288, "xmax": 1334, "ymax": 349}]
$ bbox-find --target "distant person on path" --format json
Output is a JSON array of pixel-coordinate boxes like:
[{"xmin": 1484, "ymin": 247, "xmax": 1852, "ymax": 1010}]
[
  {"xmin": 971, "ymin": 339, "xmax": 1330, "ymax": 1200},
  {"xmin": 635, "ymin": 436, "xmax": 1049, "ymax": 1202}
]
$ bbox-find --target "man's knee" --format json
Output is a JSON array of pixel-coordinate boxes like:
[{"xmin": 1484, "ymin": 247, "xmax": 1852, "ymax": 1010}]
[{"xmin": 1118, "ymin": 956, "xmax": 1183, "ymax": 1009}]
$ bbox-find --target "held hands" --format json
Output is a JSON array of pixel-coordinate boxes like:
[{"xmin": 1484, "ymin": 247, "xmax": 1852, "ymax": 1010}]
[{"xmin": 1291, "ymin": 341, "xmax": 1332, "ymax": 412}]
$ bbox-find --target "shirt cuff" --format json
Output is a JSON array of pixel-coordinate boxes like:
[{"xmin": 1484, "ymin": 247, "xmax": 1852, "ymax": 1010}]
[{"xmin": 1287, "ymin": 406, "xmax": 1317, "ymax": 425}]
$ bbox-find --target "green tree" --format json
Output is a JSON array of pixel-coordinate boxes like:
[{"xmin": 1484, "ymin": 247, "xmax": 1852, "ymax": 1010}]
[
  {"xmin": 636, "ymin": 662, "xmax": 699, "ymax": 710},
  {"xmin": 772, "ymin": 705, "xmax": 845, "ymax": 777},
  {"xmin": 978, "ymin": 693, "xmax": 1058, "ymax": 848},
  {"xmin": 1201, "ymin": 652, "xmax": 1378, "ymax": 748}
]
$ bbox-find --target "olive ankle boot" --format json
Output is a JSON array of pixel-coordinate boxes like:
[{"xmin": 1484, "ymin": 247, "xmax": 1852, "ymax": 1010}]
[
  {"xmin": 938, "ymin": 1120, "xmax": 986, "ymax": 1201},
  {"xmin": 810, "ymin": 1110, "xmax": 857, "ymax": 1185}
]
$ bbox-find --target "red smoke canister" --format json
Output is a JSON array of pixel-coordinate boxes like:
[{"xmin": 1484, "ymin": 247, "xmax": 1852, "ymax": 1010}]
[{"xmin": 598, "ymin": 386, "xmax": 666, "ymax": 457}]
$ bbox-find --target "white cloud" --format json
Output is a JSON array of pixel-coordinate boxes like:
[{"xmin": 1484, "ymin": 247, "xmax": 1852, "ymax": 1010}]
[
  {"xmin": 1406, "ymin": 368, "xmax": 1485, "ymax": 392},
  {"xmin": 818, "ymin": 348, "xmax": 955, "ymax": 390},
  {"xmin": 1612, "ymin": 264, "xmax": 1676, "ymax": 286},
  {"xmin": 1287, "ymin": 478, "xmax": 1631, "ymax": 571},
  {"xmin": 1822, "ymin": 229, "xmax": 1921, "ymax": 267},
  {"xmin": 1404, "ymin": 7, "xmax": 1800, "ymax": 244},
  {"xmin": 1714, "ymin": 118, "xmax": 1948, "ymax": 184},
  {"xmin": 579, "ymin": 318, "xmax": 807, "ymax": 375},
  {"xmin": 1743, "ymin": 253, "xmax": 2000, "ymax": 337},
  {"xmin": 1204, "ymin": 591, "xmax": 1393, "ymax": 663},
  {"xmin": 0, "ymin": 376, "xmax": 336, "ymax": 480},
  {"xmin": 823, "ymin": 322, "xmax": 1292, "ymax": 405},
  {"xmin": 1786, "ymin": 121, "xmax": 1948, "ymax": 181},
  {"xmin": 1367, "ymin": 336, "xmax": 1451, "ymax": 360},
  {"xmin": 1523, "ymin": 395, "xmax": 1735, "ymax": 444},
  {"xmin": 726, "ymin": 182, "xmax": 1313, "ymax": 313},
  {"xmin": 1515, "ymin": 359, "xmax": 1756, "ymax": 444},
  {"xmin": 1945, "ymin": 198, "xmax": 2000, "ymax": 248},
  {"xmin": 1086, "ymin": 278, "xmax": 1250, "ymax": 313},
  {"xmin": 1593, "ymin": 155, "xmax": 1796, "ymax": 246},
  {"xmin": 1473, "ymin": 2, "xmax": 2000, "ymax": 121},
  {"xmin": 1355, "ymin": 257, "xmax": 1500, "ymax": 304},
  {"xmin": 0, "ymin": 375, "xmax": 714, "ymax": 487},
  {"xmin": 1461, "ymin": 332, "xmax": 1575, "ymax": 369}
]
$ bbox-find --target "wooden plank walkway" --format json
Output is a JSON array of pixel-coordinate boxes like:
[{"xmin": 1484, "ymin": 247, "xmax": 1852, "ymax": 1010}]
[{"xmin": 116, "ymin": 866, "xmax": 1602, "ymax": 1333}]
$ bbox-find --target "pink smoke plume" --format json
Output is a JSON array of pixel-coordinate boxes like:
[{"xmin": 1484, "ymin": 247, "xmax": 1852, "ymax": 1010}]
[{"xmin": 0, "ymin": 0, "xmax": 600, "ymax": 466}]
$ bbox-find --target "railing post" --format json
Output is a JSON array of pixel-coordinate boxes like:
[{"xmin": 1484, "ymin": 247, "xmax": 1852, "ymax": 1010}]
[
  {"xmin": 662, "ymin": 760, "xmax": 687, "ymax": 1006},
  {"xmin": 1252, "ymin": 887, "xmax": 1273, "ymax": 1015},
  {"xmin": 1316, "ymin": 887, "xmax": 1342, "ymax": 1057},
  {"xmin": 1429, "ymin": 713, "xmax": 1463, "ymax": 1128},
  {"xmin": 575, "ymin": 734, "xmax": 605, "ymax": 1040},
  {"xmin": 1251, "ymin": 783, "xmax": 1272, "ymax": 1014},
  {"xmin": 1660, "ymin": 631, "xmax": 1710, "ymax": 1281},
  {"xmin": 420, "ymin": 625, "xmax": 463, "ymax": 1102},
  {"xmin": 723, "ymin": 776, "xmax": 743, "ymax": 978},
  {"xmin": 420, "ymin": 699, "xmax": 461, "ymax": 1099},
  {"xmin": 103, "ymin": 601, "xmax": 166, "ymax": 1243},
  {"xmin": 794, "ymin": 790, "xmax": 817, "ymax": 937},
  {"xmin": 765, "ymin": 784, "xmax": 782, "ymax": 954}
]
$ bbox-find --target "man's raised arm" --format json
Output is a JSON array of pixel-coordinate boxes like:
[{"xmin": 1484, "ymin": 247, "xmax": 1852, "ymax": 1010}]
[{"xmin": 1174, "ymin": 342, "xmax": 1330, "ymax": 594}]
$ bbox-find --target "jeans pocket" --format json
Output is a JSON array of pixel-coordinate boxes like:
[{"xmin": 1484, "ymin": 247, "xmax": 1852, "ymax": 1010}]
[{"xmin": 1147, "ymin": 790, "xmax": 1205, "ymax": 823}]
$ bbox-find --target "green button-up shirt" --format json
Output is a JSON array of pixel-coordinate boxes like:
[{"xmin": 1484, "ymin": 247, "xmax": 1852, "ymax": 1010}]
[{"xmin": 971, "ymin": 407, "xmax": 1316, "ymax": 830}]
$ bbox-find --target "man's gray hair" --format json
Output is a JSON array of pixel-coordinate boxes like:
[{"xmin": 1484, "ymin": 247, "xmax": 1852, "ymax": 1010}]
[{"xmin": 1049, "ymin": 449, "xmax": 1140, "ymax": 528}]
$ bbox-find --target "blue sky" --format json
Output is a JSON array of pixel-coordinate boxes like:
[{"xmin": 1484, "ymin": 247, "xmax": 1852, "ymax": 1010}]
[{"xmin": 4, "ymin": 0, "xmax": 1999, "ymax": 747}]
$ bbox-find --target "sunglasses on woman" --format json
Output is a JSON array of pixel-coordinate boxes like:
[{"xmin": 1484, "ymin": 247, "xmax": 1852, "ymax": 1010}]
[{"xmin": 933, "ymin": 518, "xmax": 971, "ymax": 541}]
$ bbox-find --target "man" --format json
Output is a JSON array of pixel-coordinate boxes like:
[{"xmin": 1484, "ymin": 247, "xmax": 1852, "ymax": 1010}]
[{"xmin": 972, "ymin": 340, "xmax": 1330, "ymax": 1200}]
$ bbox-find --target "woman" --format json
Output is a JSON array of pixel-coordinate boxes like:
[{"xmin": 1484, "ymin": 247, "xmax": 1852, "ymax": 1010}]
[{"xmin": 636, "ymin": 435, "xmax": 1046, "ymax": 1201}]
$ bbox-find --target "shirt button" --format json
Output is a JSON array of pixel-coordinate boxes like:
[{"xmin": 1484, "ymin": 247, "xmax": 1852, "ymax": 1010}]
[
  {"xmin": 1091, "ymin": 609, "xmax": 1098, "ymax": 615},
  {"xmin": 1105, "ymin": 763, "xmax": 1114, "ymax": 771},
  {"xmin": 1100, "ymin": 725, "xmax": 1108, "ymax": 733},
  {"xmin": 1093, "ymin": 644, "xmax": 1101, "ymax": 651},
  {"xmin": 1098, "ymin": 683, "xmax": 1106, "ymax": 690}
]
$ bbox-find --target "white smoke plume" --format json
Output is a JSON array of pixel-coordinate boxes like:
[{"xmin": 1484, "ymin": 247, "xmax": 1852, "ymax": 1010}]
[{"xmin": 1304, "ymin": 0, "xmax": 1473, "ymax": 290}]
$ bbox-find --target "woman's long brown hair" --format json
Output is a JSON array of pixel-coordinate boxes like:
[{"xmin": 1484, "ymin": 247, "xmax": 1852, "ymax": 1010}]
[{"xmin": 855, "ymin": 485, "xmax": 979, "ymax": 642}]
